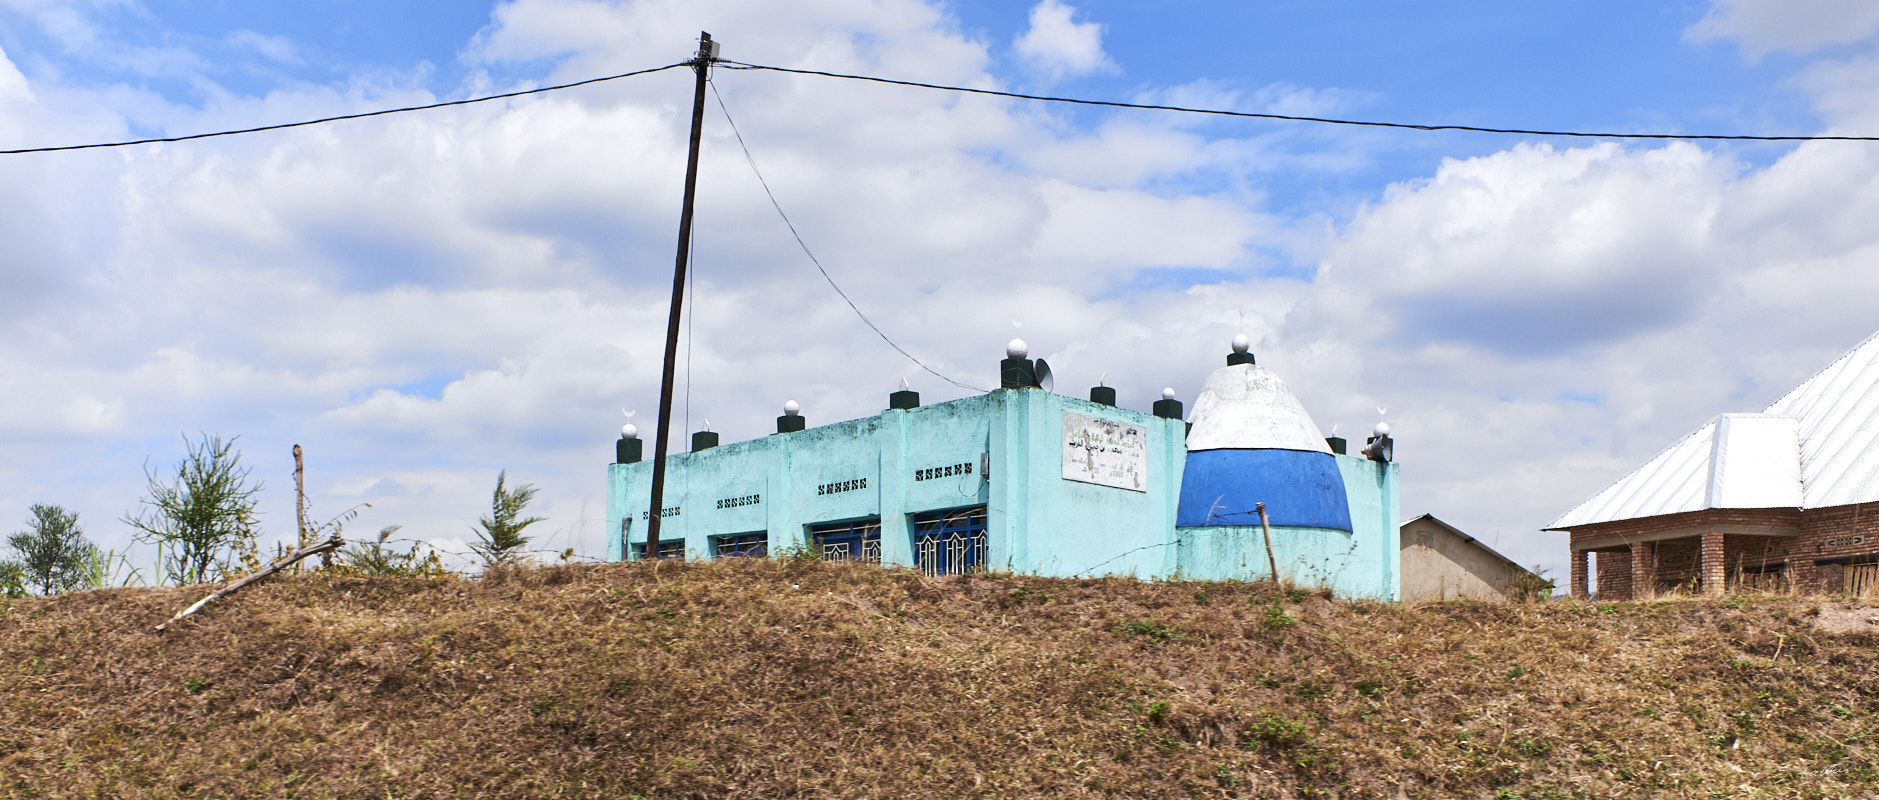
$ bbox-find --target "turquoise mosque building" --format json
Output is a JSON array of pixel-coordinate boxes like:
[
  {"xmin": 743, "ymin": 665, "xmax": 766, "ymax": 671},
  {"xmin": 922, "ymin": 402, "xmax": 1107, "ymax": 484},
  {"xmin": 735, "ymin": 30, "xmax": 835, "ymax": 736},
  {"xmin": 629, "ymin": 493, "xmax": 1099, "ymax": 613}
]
[{"xmin": 606, "ymin": 338, "xmax": 1401, "ymax": 600}]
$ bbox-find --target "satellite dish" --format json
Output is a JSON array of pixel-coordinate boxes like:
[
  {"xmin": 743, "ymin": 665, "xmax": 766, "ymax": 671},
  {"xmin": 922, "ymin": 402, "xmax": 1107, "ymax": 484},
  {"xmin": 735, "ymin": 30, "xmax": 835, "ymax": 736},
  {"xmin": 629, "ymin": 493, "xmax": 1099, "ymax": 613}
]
[{"xmin": 1033, "ymin": 358, "xmax": 1054, "ymax": 393}]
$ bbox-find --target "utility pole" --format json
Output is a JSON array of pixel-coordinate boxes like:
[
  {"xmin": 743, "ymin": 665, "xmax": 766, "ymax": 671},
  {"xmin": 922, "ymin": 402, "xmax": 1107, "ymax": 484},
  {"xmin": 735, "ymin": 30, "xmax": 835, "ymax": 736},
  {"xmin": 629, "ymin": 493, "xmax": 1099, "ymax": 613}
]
[{"xmin": 647, "ymin": 32, "xmax": 716, "ymax": 558}]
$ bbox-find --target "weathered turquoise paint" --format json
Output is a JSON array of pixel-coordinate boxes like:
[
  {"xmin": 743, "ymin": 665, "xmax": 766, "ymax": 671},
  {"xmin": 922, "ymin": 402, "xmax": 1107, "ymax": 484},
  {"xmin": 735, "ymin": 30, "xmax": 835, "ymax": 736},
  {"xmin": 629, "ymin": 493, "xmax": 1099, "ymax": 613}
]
[
  {"xmin": 604, "ymin": 383, "xmax": 1399, "ymax": 598},
  {"xmin": 607, "ymin": 388, "xmax": 1185, "ymax": 575}
]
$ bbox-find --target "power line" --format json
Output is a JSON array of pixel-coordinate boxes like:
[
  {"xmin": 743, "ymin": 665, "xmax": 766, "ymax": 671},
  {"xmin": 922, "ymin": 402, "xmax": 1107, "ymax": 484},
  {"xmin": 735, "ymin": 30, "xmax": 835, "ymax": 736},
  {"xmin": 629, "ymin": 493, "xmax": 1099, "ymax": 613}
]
[
  {"xmin": 720, "ymin": 60, "xmax": 1879, "ymax": 143},
  {"xmin": 707, "ymin": 80, "xmax": 988, "ymax": 393},
  {"xmin": 0, "ymin": 62, "xmax": 691, "ymax": 156},
  {"xmin": 9, "ymin": 55, "xmax": 1868, "ymax": 158}
]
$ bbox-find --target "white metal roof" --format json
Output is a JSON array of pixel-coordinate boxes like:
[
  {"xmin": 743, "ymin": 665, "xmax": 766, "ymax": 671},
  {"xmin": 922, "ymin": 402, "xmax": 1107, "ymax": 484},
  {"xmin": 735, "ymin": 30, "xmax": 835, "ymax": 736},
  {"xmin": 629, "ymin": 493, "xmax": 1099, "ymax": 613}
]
[
  {"xmin": 1185, "ymin": 363, "xmax": 1333, "ymax": 453},
  {"xmin": 1548, "ymin": 330, "xmax": 1879, "ymax": 529}
]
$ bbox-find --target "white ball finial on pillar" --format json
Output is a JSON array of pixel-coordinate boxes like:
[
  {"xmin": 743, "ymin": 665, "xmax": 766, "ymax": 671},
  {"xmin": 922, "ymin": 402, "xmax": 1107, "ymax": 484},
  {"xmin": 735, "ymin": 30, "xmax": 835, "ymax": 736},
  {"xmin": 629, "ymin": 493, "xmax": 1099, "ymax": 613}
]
[
  {"xmin": 1162, "ymin": 387, "xmax": 1176, "ymax": 401},
  {"xmin": 621, "ymin": 423, "xmax": 638, "ymax": 439},
  {"xmin": 784, "ymin": 400, "xmax": 800, "ymax": 416},
  {"xmin": 1373, "ymin": 421, "xmax": 1390, "ymax": 439},
  {"xmin": 1232, "ymin": 333, "xmax": 1250, "ymax": 354},
  {"xmin": 1007, "ymin": 338, "xmax": 1029, "ymax": 359}
]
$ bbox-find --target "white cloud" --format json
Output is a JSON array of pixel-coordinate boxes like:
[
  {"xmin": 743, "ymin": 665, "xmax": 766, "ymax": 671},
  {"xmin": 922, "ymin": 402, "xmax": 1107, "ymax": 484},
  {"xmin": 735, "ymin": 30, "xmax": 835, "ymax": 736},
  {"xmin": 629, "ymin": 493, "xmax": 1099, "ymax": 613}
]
[
  {"xmin": 226, "ymin": 30, "xmax": 303, "ymax": 66},
  {"xmin": 0, "ymin": 44, "xmax": 32, "ymax": 101},
  {"xmin": 1689, "ymin": 0, "xmax": 1879, "ymax": 59},
  {"xmin": 1012, "ymin": 0, "xmax": 1114, "ymax": 83}
]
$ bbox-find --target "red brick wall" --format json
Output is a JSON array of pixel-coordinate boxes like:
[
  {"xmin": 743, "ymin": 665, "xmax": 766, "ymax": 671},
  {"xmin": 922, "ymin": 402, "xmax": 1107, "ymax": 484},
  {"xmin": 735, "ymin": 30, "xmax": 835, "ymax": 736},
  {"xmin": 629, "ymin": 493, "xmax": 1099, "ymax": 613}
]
[
  {"xmin": 1563, "ymin": 503, "xmax": 1879, "ymax": 595},
  {"xmin": 1566, "ymin": 508, "xmax": 1800, "ymax": 546},
  {"xmin": 1794, "ymin": 502, "xmax": 1879, "ymax": 592},
  {"xmin": 1595, "ymin": 551, "xmax": 1632, "ymax": 600}
]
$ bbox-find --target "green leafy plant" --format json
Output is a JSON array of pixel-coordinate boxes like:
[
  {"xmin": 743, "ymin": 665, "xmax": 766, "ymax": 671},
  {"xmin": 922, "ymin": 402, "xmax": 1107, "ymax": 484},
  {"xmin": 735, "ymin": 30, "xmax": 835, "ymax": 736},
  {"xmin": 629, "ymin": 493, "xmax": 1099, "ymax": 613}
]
[
  {"xmin": 5, "ymin": 504, "xmax": 96, "ymax": 595},
  {"xmin": 123, "ymin": 434, "xmax": 262, "ymax": 585},
  {"xmin": 1262, "ymin": 603, "xmax": 1298, "ymax": 631},
  {"xmin": 1250, "ymin": 712, "xmax": 1307, "ymax": 749},
  {"xmin": 0, "ymin": 561, "xmax": 27, "ymax": 599},
  {"xmin": 471, "ymin": 470, "xmax": 544, "ymax": 567},
  {"xmin": 1509, "ymin": 564, "xmax": 1558, "ymax": 602},
  {"xmin": 76, "ymin": 547, "xmax": 143, "ymax": 590},
  {"xmin": 1146, "ymin": 700, "xmax": 1171, "ymax": 724},
  {"xmin": 340, "ymin": 526, "xmax": 449, "ymax": 578},
  {"xmin": 1113, "ymin": 620, "xmax": 1183, "ymax": 643}
]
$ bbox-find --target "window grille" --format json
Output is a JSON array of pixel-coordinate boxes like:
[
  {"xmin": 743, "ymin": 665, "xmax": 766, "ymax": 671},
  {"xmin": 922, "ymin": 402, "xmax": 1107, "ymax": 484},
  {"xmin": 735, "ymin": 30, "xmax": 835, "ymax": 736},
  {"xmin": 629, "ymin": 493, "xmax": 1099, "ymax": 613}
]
[
  {"xmin": 714, "ymin": 532, "xmax": 768, "ymax": 559},
  {"xmin": 912, "ymin": 506, "xmax": 988, "ymax": 577},
  {"xmin": 630, "ymin": 539, "xmax": 686, "ymax": 561},
  {"xmin": 810, "ymin": 518, "xmax": 882, "ymax": 564}
]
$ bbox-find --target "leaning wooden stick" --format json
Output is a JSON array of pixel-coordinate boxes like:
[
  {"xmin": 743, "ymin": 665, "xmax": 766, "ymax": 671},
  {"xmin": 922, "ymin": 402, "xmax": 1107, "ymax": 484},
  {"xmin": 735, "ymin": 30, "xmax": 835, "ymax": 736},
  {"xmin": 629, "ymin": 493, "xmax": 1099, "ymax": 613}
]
[
  {"xmin": 155, "ymin": 535, "xmax": 344, "ymax": 632},
  {"xmin": 1255, "ymin": 502, "xmax": 1281, "ymax": 585}
]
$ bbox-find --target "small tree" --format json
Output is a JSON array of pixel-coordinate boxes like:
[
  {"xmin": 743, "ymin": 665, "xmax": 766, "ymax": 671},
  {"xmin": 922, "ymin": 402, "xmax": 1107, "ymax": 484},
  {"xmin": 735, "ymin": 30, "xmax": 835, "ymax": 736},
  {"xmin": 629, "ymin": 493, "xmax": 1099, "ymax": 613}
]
[
  {"xmin": 124, "ymin": 434, "xmax": 262, "ymax": 585},
  {"xmin": 6, "ymin": 504, "xmax": 97, "ymax": 595},
  {"xmin": 471, "ymin": 470, "xmax": 543, "ymax": 566}
]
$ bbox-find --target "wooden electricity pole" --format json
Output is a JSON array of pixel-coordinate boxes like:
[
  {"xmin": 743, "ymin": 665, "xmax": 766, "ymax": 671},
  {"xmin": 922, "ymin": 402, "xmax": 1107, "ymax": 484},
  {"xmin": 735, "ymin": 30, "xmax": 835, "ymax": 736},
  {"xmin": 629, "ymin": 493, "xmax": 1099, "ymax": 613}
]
[{"xmin": 647, "ymin": 32, "xmax": 716, "ymax": 558}]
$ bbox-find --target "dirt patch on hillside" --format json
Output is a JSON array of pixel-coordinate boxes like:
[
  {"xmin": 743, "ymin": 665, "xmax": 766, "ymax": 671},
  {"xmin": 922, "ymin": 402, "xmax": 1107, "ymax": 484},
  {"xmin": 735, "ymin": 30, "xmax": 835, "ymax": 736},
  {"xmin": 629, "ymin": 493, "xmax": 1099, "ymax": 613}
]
[{"xmin": 1813, "ymin": 601, "xmax": 1879, "ymax": 635}]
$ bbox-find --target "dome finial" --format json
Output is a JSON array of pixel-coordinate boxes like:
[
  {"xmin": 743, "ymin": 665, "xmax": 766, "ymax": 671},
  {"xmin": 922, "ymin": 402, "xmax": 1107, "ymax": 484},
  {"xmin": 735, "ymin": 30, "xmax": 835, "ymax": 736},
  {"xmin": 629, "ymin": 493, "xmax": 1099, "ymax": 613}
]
[
  {"xmin": 783, "ymin": 400, "xmax": 800, "ymax": 416},
  {"xmin": 1231, "ymin": 333, "xmax": 1250, "ymax": 354},
  {"xmin": 1006, "ymin": 338, "xmax": 1029, "ymax": 359}
]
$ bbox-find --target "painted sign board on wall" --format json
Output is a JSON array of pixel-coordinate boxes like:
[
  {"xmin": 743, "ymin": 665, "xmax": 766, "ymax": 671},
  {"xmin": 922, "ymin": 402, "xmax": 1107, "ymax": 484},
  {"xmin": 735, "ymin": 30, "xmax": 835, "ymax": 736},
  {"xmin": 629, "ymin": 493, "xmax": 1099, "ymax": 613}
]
[{"xmin": 1062, "ymin": 411, "xmax": 1148, "ymax": 492}]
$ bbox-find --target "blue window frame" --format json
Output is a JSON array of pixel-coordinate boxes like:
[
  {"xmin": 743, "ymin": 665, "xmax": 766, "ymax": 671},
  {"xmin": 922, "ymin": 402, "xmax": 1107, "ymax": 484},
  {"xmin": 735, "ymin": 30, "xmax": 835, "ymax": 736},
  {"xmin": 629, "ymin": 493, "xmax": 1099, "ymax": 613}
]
[
  {"xmin": 630, "ymin": 539, "xmax": 686, "ymax": 561},
  {"xmin": 912, "ymin": 506, "xmax": 988, "ymax": 576},
  {"xmin": 713, "ymin": 532, "xmax": 768, "ymax": 559},
  {"xmin": 810, "ymin": 518, "xmax": 881, "ymax": 564}
]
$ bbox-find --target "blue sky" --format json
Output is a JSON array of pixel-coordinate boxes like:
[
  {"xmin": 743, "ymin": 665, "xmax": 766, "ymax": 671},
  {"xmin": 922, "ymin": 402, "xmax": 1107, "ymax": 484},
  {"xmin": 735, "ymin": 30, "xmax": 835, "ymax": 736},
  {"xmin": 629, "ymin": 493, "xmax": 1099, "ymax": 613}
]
[{"xmin": 4, "ymin": 0, "xmax": 1879, "ymax": 586}]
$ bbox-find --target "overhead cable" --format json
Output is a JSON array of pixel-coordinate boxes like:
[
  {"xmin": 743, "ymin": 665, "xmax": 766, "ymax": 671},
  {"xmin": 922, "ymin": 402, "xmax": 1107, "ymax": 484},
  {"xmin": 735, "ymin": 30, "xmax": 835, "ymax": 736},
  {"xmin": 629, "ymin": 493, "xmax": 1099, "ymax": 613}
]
[
  {"xmin": 708, "ymin": 80, "xmax": 988, "ymax": 393},
  {"xmin": 720, "ymin": 60, "xmax": 1879, "ymax": 142},
  {"xmin": 0, "ymin": 62, "xmax": 691, "ymax": 155},
  {"xmin": 9, "ymin": 56, "xmax": 1872, "ymax": 155}
]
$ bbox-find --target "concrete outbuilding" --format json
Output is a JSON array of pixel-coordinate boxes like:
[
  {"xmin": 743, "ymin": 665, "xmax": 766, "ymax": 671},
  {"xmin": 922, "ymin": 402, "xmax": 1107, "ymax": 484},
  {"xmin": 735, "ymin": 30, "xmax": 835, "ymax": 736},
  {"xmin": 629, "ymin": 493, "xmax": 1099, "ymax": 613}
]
[{"xmin": 1399, "ymin": 514, "xmax": 1543, "ymax": 602}]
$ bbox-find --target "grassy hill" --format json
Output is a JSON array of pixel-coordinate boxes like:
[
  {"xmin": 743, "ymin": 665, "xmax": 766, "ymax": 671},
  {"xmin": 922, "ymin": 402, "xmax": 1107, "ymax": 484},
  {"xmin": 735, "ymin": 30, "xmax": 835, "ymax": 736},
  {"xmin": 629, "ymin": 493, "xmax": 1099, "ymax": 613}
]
[{"xmin": 1, "ymin": 558, "xmax": 1874, "ymax": 799}]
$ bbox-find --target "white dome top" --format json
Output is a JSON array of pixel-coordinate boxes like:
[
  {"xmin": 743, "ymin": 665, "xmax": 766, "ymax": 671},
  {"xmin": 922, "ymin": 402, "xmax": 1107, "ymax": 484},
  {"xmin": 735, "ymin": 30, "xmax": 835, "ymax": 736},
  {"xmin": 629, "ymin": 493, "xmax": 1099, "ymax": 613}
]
[
  {"xmin": 784, "ymin": 400, "xmax": 800, "ymax": 415},
  {"xmin": 1007, "ymin": 338, "xmax": 1029, "ymax": 359},
  {"xmin": 1185, "ymin": 363, "xmax": 1333, "ymax": 453},
  {"xmin": 1231, "ymin": 333, "xmax": 1250, "ymax": 354},
  {"xmin": 621, "ymin": 423, "xmax": 638, "ymax": 439}
]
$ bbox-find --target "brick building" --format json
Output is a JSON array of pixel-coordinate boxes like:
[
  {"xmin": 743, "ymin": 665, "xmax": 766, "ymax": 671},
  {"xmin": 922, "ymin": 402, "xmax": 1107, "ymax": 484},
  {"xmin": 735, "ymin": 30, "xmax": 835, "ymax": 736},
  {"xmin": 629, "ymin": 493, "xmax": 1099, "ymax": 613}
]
[{"xmin": 1547, "ymin": 332, "xmax": 1879, "ymax": 599}]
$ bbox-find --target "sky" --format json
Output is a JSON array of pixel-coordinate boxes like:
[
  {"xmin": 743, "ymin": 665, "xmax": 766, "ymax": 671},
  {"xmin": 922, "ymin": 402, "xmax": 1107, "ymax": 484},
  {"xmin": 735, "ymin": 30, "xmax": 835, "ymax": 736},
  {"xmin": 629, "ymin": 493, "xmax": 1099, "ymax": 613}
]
[{"xmin": 3, "ymin": 0, "xmax": 1879, "ymax": 584}]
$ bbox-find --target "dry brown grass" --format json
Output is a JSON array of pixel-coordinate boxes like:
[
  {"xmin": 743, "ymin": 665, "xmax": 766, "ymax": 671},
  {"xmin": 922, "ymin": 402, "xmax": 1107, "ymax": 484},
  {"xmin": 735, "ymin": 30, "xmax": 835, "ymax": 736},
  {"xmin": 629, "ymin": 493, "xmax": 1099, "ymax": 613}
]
[{"xmin": 1, "ymin": 558, "xmax": 1874, "ymax": 799}]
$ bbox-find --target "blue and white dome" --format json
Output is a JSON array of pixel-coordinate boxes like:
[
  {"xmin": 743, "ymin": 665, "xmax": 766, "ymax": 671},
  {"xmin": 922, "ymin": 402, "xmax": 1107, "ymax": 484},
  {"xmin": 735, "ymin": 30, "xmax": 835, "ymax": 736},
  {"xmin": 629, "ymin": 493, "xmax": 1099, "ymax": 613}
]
[{"xmin": 1176, "ymin": 356, "xmax": 1352, "ymax": 530}]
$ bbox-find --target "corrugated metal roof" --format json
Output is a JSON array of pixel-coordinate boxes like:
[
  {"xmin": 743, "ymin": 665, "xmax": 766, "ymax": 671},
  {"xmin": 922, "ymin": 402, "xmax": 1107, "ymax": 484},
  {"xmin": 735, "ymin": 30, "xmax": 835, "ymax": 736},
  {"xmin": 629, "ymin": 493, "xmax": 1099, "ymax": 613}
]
[
  {"xmin": 1548, "ymin": 330, "xmax": 1879, "ymax": 529},
  {"xmin": 1763, "ymin": 329, "xmax": 1879, "ymax": 508}
]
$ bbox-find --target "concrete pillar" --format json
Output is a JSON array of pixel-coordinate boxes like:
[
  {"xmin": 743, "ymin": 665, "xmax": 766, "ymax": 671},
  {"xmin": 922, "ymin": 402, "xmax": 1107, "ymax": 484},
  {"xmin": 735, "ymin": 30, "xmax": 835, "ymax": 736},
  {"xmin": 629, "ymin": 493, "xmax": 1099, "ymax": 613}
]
[
  {"xmin": 1630, "ymin": 541, "xmax": 1656, "ymax": 600},
  {"xmin": 1570, "ymin": 549, "xmax": 1589, "ymax": 600},
  {"xmin": 1701, "ymin": 531, "xmax": 1726, "ymax": 596}
]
